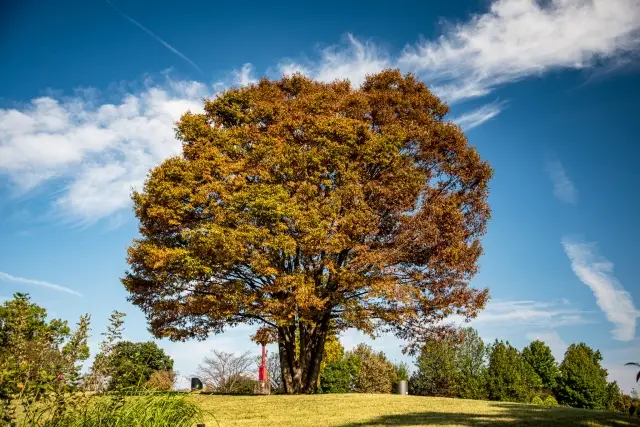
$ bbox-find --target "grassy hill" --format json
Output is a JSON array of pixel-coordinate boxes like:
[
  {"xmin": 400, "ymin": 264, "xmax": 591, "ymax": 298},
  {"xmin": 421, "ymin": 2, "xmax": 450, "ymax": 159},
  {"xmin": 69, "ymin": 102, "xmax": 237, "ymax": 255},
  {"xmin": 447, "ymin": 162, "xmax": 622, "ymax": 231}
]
[{"xmin": 190, "ymin": 394, "xmax": 634, "ymax": 427}]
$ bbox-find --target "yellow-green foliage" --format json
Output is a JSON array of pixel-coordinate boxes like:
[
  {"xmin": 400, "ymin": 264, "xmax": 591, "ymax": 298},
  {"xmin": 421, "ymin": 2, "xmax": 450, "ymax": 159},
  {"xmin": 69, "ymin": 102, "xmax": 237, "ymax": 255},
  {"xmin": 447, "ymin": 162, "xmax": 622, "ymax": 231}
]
[
  {"xmin": 531, "ymin": 395, "xmax": 544, "ymax": 405},
  {"xmin": 544, "ymin": 395, "xmax": 559, "ymax": 406}
]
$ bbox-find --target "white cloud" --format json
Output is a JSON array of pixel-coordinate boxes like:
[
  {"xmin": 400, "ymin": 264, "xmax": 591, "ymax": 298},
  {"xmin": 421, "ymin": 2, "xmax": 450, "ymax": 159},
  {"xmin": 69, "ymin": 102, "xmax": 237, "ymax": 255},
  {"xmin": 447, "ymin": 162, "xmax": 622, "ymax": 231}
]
[
  {"xmin": 234, "ymin": 63, "xmax": 257, "ymax": 87},
  {"xmin": 277, "ymin": 33, "xmax": 391, "ymax": 87},
  {"xmin": 0, "ymin": 271, "xmax": 83, "ymax": 297},
  {"xmin": 562, "ymin": 238, "xmax": 638, "ymax": 341},
  {"xmin": 398, "ymin": 0, "xmax": 640, "ymax": 102},
  {"xmin": 547, "ymin": 159, "xmax": 577, "ymax": 204},
  {"xmin": 525, "ymin": 330, "xmax": 569, "ymax": 360},
  {"xmin": 0, "ymin": 79, "xmax": 211, "ymax": 223},
  {"xmin": 3, "ymin": 0, "xmax": 640, "ymax": 223},
  {"xmin": 451, "ymin": 101, "xmax": 506, "ymax": 130}
]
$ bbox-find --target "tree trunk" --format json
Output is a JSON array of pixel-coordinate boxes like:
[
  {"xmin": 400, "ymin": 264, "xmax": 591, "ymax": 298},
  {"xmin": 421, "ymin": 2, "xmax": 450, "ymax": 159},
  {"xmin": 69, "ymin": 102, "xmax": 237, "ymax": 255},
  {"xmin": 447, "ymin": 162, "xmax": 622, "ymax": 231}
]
[{"xmin": 277, "ymin": 319, "xmax": 329, "ymax": 394}]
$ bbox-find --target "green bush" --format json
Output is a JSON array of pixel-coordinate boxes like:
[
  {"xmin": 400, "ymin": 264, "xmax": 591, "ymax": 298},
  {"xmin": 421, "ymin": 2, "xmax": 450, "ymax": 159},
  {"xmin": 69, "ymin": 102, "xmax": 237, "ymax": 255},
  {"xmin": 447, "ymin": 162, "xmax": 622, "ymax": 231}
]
[
  {"xmin": 543, "ymin": 395, "xmax": 559, "ymax": 406},
  {"xmin": 319, "ymin": 357, "xmax": 359, "ymax": 393},
  {"xmin": 531, "ymin": 395, "xmax": 544, "ymax": 405}
]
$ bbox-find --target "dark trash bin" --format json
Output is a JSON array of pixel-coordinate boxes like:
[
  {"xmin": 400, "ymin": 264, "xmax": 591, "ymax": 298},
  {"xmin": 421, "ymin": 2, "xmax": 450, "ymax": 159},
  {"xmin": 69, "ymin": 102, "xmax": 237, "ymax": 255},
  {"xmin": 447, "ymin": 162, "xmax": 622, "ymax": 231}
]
[
  {"xmin": 191, "ymin": 377, "xmax": 203, "ymax": 391},
  {"xmin": 395, "ymin": 380, "xmax": 408, "ymax": 395}
]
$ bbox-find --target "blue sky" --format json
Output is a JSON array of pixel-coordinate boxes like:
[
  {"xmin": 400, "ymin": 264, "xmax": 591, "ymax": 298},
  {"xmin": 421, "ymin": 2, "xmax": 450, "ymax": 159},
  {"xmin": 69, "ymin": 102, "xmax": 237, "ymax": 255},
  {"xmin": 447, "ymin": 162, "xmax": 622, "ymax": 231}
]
[{"xmin": 1, "ymin": 0, "xmax": 639, "ymax": 391}]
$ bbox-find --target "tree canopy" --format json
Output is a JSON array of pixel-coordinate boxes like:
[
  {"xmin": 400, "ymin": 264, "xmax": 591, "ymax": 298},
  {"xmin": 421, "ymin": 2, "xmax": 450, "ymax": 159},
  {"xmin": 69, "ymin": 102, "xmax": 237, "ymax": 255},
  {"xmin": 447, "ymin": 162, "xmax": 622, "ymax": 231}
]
[{"xmin": 122, "ymin": 69, "xmax": 492, "ymax": 393}]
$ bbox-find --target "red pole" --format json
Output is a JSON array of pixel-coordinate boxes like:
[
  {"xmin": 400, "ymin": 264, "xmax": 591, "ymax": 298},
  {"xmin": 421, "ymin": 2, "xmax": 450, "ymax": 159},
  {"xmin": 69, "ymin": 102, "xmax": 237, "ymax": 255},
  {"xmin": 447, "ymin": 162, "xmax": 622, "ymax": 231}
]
[{"xmin": 258, "ymin": 342, "xmax": 267, "ymax": 381}]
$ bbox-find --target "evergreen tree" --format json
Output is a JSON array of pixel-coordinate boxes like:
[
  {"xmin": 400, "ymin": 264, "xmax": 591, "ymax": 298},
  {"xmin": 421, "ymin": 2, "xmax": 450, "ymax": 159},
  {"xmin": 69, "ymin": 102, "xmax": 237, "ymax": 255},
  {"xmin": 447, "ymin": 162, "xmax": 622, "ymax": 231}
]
[
  {"xmin": 410, "ymin": 337, "xmax": 459, "ymax": 397},
  {"xmin": 455, "ymin": 328, "xmax": 487, "ymax": 399},
  {"xmin": 522, "ymin": 340, "xmax": 559, "ymax": 391},
  {"xmin": 556, "ymin": 343, "xmax": 608, "ymax": 409},
  {"xmin": 486, "ymin": 340, "xmax": 541, "ymax": 402}
]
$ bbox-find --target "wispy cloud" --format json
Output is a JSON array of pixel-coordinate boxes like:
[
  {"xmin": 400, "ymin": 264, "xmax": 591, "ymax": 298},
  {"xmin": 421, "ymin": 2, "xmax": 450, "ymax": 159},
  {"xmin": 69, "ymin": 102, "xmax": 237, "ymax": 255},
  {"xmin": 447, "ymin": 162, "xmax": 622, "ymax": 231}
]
[
  {"xmin": 451, "ymin": 101, "xmax": 506, "ymax": 131},
  {"xmin": 473, "ymin": 299, "xmax": 591, "ymax": 328},
  {"xmin": 104, "ymin": 0, "xmax": 203, "ymax": 75},
  {"xmin": 547, "ymin": 159, "xmax": 577, "ymax": 204},
  {"xmin": 0, "ymin": 271, "xmax": 82, "ymax": 297},
  {"xmin": 562, "ymin": 238, "xmax": 638, "ymax": 341},
  {"xmin": 398, "ymin": 0, "xmax": 640, "ymax": 102}
]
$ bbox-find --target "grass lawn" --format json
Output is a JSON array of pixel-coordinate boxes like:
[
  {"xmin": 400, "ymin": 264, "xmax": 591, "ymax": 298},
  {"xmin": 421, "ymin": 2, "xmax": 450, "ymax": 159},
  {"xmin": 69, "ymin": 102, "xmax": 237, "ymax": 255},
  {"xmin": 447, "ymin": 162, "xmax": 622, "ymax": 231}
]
[{"xmin": 189, "ymin": 394, "xmax": 635, "ymax": 427}]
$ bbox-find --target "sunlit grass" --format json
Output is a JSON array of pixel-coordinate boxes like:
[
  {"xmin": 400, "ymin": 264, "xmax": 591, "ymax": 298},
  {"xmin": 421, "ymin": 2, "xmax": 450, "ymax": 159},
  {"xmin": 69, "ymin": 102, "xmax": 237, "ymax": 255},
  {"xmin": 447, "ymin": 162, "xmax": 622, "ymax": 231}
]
[{"xmin": 190, "ymin": 393, "xmax": 634, "ymax": 427}]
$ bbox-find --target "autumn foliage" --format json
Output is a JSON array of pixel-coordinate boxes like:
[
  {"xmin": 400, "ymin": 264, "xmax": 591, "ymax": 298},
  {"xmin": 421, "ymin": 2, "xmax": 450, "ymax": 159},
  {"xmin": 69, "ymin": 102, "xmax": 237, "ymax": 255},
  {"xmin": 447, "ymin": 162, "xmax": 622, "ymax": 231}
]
[{"xmin": 122, "ymin": 70, "xmax": 492, "ymax": 393}]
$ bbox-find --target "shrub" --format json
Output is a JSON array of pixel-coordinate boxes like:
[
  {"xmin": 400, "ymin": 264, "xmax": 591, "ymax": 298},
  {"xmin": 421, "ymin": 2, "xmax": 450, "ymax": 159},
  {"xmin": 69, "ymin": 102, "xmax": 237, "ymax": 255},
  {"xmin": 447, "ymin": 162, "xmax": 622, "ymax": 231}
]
[
  {"xmin": 145, "ymin": 370, "xmax": 176, "ymax": 391},
  {"xmin": 320, "ymin": 357, "xmax": 359, "ymax": 393},
  {"xmin": 543, "ymin": 395, "xmax": 559, "ymax": 406},
  {"xmin": 223, "ymin": 374, "xmax": 256, "ymax": 395},
  {"xmin": 531, "ymin": 395, "xmax": 544, "ymax": 405},
  {"xmin": 350, "ymin": 344, "xmax": 396, "ymax": 394}
]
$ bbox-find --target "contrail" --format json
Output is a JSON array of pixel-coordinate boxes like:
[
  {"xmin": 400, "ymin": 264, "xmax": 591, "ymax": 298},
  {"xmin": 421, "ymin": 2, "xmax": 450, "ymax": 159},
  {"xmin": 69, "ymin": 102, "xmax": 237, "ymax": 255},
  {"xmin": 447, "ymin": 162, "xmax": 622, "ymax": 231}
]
[
  {"xmin": 0, "ymin": 271, "xmax": 83, "ymax": 297},
  {"xmin": 104, "ymin": 0, "xmax": 204, "ymax": 74}
]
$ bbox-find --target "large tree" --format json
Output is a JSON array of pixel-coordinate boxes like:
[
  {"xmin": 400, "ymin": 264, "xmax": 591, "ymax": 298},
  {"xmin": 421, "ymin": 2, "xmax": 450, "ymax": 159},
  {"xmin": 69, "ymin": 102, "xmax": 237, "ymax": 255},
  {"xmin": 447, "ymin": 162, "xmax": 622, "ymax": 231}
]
[{"xmin": 122, "ymin": 70, "xmax": 492, "ymax": 393}]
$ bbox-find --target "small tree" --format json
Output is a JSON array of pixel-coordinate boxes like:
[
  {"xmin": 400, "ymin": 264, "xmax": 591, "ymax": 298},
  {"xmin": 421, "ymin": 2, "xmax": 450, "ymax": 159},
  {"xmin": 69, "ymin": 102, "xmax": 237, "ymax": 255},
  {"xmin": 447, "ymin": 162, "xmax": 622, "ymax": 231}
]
[
  {"xmin": 522, "ymin": 340, "xmax": 559, "ymax": 391},
  {"xmin": 605, "ymin": 381, "xmax": 622, "ymax": 412},
  {"xmin": 486, "ymin": 340, "xmax": 541, "ymax": 402},
  {"xmin": 197, "ymin": 350, "xmax": 255, "ymax": 393},
  {"xmin": 395, "ymin": 362, "xmax": 409, "ymax": 382},
  {"xmin": 266, "ymin": 351, "xmax": 284, "ymax": 393},
  {"xmin": 455, "ymin": 328, "xmax": 487, "ymax": 399},
  {"xmin": 92, "ymin": 341, "xmax": 173, "ymax": 391},
  {"xmin": 555, "ymin": 343, "xmax": 608, "ymax": 409},
  {"xmin": 0, "ymin": 293, "xmax": 90, "ymax": 423},
  {"xmin": 410, "ymin": 336, "xmax": 459, "ymax": 397}
]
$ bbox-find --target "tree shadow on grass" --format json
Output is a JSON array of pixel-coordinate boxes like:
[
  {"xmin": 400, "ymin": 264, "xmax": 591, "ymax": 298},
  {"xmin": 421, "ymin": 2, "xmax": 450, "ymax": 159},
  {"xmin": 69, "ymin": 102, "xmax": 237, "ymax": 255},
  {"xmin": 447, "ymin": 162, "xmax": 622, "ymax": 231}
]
[{"xmin": 337, "ymin": 403, "xmax": 636, "ymax": 427}]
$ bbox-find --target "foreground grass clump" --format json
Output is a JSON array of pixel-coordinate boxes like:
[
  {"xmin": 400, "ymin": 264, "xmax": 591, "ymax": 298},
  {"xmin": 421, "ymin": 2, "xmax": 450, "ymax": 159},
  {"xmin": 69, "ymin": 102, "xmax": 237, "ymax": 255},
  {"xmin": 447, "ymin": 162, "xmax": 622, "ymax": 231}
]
[
  {"xmin": 15, "ymin": 393, "xmax": 201, "ymax": 427},
  {"xmin": 192, "ymin": 393, "xmax": 634, "ymax": 427}
]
